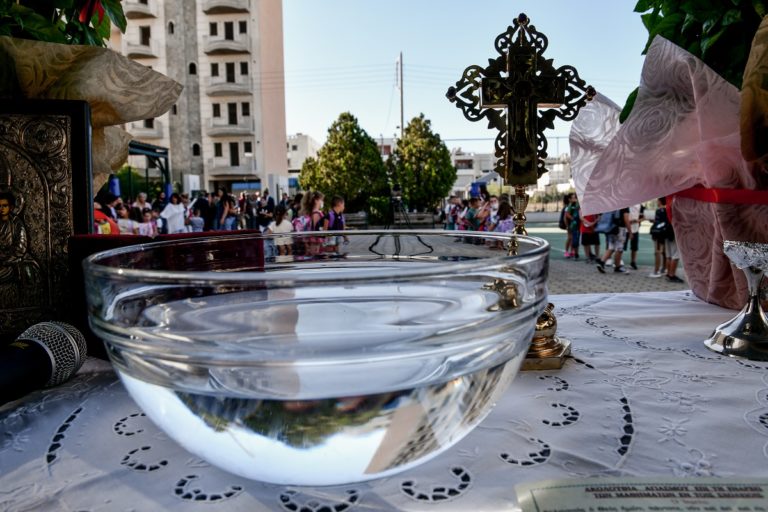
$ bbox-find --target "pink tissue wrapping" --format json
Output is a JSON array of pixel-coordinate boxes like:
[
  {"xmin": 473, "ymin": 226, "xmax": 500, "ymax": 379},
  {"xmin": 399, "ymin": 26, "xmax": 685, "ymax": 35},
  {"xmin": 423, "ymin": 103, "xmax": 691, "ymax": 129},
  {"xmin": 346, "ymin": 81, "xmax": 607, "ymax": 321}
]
[{"xmin": 570, "ymin": 36, "xmax": 768, "ymax": 311}]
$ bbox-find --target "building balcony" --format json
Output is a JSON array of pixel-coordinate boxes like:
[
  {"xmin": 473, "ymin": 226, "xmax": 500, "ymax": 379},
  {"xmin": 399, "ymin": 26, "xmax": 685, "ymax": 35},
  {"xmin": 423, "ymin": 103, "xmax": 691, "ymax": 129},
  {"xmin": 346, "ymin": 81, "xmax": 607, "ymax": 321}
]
[
  {"xmin": 202, "ymin": 0, "xmax": 249, "ymax": 14},
  {"xmin": 128, "ymin": 120, "xmax": 164, "ymax": 140},
  {"xmin": 207, "ymin": 157, "xmax": 258, "ymax": 177},
  {"xmin": 206, "ymin": 77, "xmax": 252, "ymax": 96},
  {"xmin": 123, "ymin": 0, "xmax": 158, "ymax": 18},
  {"xmin": 124, "ymin": 39, "xmax": 160, "ymax": 59},
  {"xmin": 203, "ymin": 34, "xmax": 250, "ymax": 55},
  {"xmin": 207, "ymin": 118, "xmax": 253, "ymax": 137}
]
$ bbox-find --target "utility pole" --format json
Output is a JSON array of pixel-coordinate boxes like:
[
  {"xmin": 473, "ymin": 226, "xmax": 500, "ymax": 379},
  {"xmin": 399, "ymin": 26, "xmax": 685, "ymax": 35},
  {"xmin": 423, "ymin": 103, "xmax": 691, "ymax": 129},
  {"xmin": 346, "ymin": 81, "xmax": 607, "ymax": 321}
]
[{"xmin": 399, "ymin": 51, "xmax": 404, "ymax": 139}]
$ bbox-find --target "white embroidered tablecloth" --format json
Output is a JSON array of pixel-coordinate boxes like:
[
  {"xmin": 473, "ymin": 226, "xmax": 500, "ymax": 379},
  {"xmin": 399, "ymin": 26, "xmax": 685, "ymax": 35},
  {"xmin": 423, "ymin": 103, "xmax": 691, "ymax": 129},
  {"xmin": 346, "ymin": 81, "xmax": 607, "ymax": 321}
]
[{"xmin": 2, "ymin": 291, "xmax": 767, "ymax": 511}]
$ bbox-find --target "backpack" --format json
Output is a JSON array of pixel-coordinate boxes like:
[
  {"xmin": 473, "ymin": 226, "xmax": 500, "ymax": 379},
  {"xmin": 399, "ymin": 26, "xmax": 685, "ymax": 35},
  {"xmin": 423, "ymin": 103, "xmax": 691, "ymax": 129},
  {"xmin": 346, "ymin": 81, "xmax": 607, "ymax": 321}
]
[
  {"xmin": 595, "ymin": 210, "xmax": 620, "ymax": 235},
  {"xmin": 650, "ymin": 208, "xmax": 673, "ymax": 241},
  {"xmin": 326, "ymin": 210, "xmax": 345, "ymax": 231},
  {"xmin": 292, "ymin": 215, "xmax": 311, "ymax": 232},
  {"xmin": 558, "ymin": 207, "xmax": 567, "ymax": 230}
]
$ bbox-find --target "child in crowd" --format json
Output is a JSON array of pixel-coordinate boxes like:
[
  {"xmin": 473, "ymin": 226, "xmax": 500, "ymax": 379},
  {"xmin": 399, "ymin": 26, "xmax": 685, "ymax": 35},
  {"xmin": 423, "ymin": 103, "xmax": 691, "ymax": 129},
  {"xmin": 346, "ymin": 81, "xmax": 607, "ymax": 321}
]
[
  {"xmin": 138, "ymin": 208, "xmax": 157, "ymax": 237},
  {"xmin": 580, "ymin": 213, "xmax": 600, "ymax": 263},
  {"xmin": 266, "ymin": 205, "xmax": 294, "ymax": 255},
  {"xmin": 115, "ymin": 205, "xmax": 139, "ymax": 234},
  {"xmin": 188, "ymin": 209, "xmax": 205, "ymax": 233},
  {"xmin": 649, "ymin": 198, "xmax": 669, "ymax": 278}
]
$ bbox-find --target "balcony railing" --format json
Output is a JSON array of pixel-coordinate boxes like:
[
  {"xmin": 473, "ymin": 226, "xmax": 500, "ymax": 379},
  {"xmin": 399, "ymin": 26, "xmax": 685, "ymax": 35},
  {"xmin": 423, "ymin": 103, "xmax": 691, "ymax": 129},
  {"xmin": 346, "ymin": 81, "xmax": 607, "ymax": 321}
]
[
  {"xmin": 202, "ymin": 0, "xmax": 249, "ymax": 14},
  {"xmin": 206, "ymin": 76, "xmax": 252, "ymax": 96},
  {"xmin": 207, "ymin": 157, "xmax": 258, "ymax": 176},
  {"xmin": 123, "ymin": 0, "xmax": 158, "ymax": 18},
  {"xmin": 203, "ymin": 33, "xmax": 250, "ymax": 55},
  {"xmin": 125, "ymin": 39, "xmax": 160, "ymax": 59},
  {"xmin": 208, "ymin": 117, "xmax": 253, "ymax": 137},
  {"xmin": 128, "ymin": 120, "xmax": 164, "ymax": 140}
]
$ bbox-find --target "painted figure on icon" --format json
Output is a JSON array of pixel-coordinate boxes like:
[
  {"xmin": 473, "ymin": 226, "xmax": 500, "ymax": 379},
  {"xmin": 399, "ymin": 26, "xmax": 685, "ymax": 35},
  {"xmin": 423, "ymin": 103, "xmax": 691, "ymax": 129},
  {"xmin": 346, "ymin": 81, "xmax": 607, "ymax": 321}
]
[{"xmin": 0, "ymin": 190, "xmax": 41, "ymax": 308}]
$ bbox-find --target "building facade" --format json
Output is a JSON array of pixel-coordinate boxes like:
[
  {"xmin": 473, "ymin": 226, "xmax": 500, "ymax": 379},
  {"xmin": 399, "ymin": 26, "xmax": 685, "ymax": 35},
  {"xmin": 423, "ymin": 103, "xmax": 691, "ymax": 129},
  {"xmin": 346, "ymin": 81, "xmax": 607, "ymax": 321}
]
[
  {"xmin": 112, "ymin": 0, "xmax": 288, "ymax": 195},
  {"xmin": 286, "ymin": 132, "xmax": 320, "ymax": 191},
  {"xmin": 449, "ymin": 148, "xmax": 573, "ymax": 198}
]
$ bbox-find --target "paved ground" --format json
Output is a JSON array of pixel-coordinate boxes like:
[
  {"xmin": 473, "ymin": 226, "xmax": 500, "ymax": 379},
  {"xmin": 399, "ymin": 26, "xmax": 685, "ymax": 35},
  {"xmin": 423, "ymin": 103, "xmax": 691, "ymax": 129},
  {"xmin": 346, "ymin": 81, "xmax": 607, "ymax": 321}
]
[{"xmin": 527, "ymin": 224, "xmax": 689, "ymax": 295}]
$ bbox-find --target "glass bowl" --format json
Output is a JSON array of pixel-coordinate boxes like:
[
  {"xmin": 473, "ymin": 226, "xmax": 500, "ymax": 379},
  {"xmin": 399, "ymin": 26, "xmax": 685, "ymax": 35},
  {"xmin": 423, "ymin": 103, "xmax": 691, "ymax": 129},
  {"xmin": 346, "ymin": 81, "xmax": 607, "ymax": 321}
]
[{"xmin": 84, "ymin": 230, "xmax": 549, "ymax": 486}]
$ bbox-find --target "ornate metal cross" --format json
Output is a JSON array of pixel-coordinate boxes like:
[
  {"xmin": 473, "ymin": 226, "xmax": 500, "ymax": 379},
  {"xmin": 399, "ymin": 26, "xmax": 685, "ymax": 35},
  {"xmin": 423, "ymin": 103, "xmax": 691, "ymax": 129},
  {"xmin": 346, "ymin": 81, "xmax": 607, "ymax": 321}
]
[
  {"xmin": 447, "ymin": 13, "xmax": 595, "ymax": 189},
  {"xmin": 447, "ymin": 13, "xmax": 595, "ymax": 370}
]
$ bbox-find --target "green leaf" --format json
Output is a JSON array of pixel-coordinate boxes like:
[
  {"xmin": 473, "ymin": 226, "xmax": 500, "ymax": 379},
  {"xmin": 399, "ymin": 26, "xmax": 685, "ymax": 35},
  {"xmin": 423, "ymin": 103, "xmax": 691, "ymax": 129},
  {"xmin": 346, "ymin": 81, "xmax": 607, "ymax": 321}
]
[
  {"xmin": 681, "ymin": 13, "xmax": 698, "ymax": 34},
  {"xmin": 10, "ymin": 4, "xmax": 67, "ymax": 43},
  {"xmin": 702, "ymin": 16, "xmax": 719, "ymax": 34},
  {"xmin": 101, "ymin": 0, "xmax": 126, "ymax": 33},
  {"xmin": 641, "ymin": 10, "xmax": 661, "ymax": 31},
  {"xmin": 701, "ymin": 25, "xmax": 727, "ymax": 57},
  {"xmin": 654, "ymin": 12, "xmax": 685, "ymax": 38},
  {"xmin": 93, "ymin": 10, "xmax": 111, "ymax": 40},
  {"xmin": 660, "ymin": 0, "xmax": 680, "ymax": 16},
  {"xmin": 753, "ymin": 0, "xmax": 768, "ymax": 17},
  {"xmin": 721, "ymin": 8, "xmax": 741, "ymax": 26},
  {"xmin": 634, "ymin": 0, "xmax": 653, "ymax": 13},
  {"xmin": 619, "ymin": 87, "xmax": 639, "ymax": 124}
]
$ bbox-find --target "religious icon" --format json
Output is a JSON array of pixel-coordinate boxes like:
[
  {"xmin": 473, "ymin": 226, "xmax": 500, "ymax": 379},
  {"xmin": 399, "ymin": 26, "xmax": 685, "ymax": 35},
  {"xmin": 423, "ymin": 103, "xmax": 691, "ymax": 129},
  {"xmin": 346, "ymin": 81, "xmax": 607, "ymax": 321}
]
[
  {"xmin": 0, "ymin": 189, "xmax": 41, "ymax": 308},
  {"xmin": 0, "ymin": 100, "xmax": 92, "ymax": 338}
]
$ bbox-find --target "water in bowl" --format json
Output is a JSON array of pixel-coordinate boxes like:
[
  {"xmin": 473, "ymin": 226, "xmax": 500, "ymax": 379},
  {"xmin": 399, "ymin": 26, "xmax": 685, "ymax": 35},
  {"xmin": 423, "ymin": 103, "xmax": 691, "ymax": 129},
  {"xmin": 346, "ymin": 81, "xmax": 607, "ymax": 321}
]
[{"xmin": 89, "ymin": 234, "xmax": 547, "ymax": 486}]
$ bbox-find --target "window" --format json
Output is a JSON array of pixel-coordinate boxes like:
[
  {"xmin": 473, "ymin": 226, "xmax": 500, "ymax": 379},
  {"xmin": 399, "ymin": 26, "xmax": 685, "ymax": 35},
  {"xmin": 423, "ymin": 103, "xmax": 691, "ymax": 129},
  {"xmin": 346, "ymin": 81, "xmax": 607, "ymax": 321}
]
[
  {"xmin": 143, "ymin": 118, "xmax": 154, "ymax": 128},
  {"xmin": 227, "ymin": 103, "xmax": 238, "ymax": 125},
  {"xmin": 189, "ymin": 62, "xmax": 197, "ymax": 75},
  {"xmin": 240, "ymin": 62, "xmax": 248, "ymax": 75},
  {"xmin": 209, "ymin": 22, "xmax": 218, "ymax": 36},
  {"xmin": 140, "ymin": 26, "xmax": 151, "ymax": 46},
  {"xmin": 244, "ymin": 141, "xmax": 252, "ymax": 153},
  {"xmin": 168, "ymin": 22, "xmax": 174, "ymax": 35},
  {"xmin": 212, "ymin": 104, "xmax": 221, "ymax": 117},
  {"xmin": 171, "ymin": 105, "xmax": 177, "ymax": 115},
  {"xmin": 224, "ymin": 21, "xmax": 234, "ymax": 41},
  {"xmin": 291, "ymin": 144, "xmax": 298, "ymax": 151},
  {"xmin": 214, "ymin": 143, "xmax": 223, "ymax": 157},
  {"xmin": 139, "ymin": 0, "xmax": 148, "ymax": 4},
  {"xmin": 226, "ymin": 62, "xmax": 235, "ymax": 83},
  {"xmin": 192, "ymin": 143, "xmax": 201, "ymax": 156},
  {"xmin": 211, "ymin": 63, "xmax": 219, "ymax": 77},
  {"xmin": 239, "ymin": 21, "xmax": 247, "ymax": 34},
  {"xmin": 241, "ymin": 102, "xmax": 250, "ymax": 116},
  {"xmin": 229, "ymin": 142, "xmax": 240, "ymax": 166}
]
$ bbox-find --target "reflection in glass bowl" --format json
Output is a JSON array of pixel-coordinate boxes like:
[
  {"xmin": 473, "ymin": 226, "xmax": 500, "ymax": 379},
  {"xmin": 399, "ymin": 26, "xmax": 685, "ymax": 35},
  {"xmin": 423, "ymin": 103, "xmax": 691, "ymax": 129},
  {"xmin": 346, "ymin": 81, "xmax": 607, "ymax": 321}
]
[{"xmin": 85, "ymin": 231, "xmax": 549, "ymax": 485}]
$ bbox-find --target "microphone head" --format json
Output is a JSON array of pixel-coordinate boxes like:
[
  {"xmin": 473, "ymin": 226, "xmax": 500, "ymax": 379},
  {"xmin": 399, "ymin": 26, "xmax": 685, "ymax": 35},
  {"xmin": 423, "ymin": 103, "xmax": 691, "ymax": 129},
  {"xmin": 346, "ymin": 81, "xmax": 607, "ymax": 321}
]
[{"xmin": 17, "ymin": 322, "xmax": 87, "ymax": 387}]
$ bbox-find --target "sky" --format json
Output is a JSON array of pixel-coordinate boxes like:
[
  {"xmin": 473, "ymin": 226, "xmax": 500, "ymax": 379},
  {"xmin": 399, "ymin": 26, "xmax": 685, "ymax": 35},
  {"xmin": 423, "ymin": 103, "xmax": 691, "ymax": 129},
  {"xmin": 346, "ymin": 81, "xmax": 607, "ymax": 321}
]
[{"xmin": 281, "ymin": 0, "xmax": 649, "ymax": 157}]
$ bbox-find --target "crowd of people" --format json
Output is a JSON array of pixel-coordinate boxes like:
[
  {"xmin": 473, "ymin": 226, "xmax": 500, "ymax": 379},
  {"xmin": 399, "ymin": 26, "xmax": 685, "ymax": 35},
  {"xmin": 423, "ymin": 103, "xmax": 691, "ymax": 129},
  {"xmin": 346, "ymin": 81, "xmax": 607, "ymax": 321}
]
[
  {"xmin": 557, "ymin": 193, "xmax": 683, "ymax": 282},
  {"xmin": 93, "ymin": 188, "xmax": 348, "ymax": 244},
  {"xmin": 441, "ymin": 194, "xmax": 514, "ymax": 233}
]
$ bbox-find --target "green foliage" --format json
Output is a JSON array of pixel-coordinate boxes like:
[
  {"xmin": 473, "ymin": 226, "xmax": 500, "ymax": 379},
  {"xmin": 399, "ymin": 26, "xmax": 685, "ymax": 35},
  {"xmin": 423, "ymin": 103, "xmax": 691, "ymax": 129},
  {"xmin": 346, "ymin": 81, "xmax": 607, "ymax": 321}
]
[
  {"xmin": 298, "ymin": 112, "xmax": 389, "ymax": 212},
  {"xmin": 98, "ymin": 165, "xmax": 163, "ymax": 201},
  {"xmin": 0, "ymin": 0, "xmax": 126, "ymax": 47},
  {"xmin": 388, "ymin": 114, "xmax": 456, "ymax": 211},
  {"xmin": 623, "ymin": 0, "xmax": 764, "ymax": 120}
]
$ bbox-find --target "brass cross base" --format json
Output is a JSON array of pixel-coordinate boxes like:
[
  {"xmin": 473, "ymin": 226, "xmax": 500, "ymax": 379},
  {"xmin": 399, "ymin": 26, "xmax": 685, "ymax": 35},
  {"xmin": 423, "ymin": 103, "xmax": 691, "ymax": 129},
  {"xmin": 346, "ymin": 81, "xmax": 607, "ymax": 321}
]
[{"xmin": 521, "ymin": 302, "xmax": 571, "ymax": 370}]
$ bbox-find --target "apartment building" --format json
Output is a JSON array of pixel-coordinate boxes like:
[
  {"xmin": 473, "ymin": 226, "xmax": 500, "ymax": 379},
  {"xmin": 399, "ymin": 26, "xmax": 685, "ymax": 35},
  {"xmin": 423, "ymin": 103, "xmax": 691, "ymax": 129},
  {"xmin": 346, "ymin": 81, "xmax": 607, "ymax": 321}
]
[
  {"xmin": 449, "ymin": 148, "xmax": 573, "ymax": 197},
  {"xmin": 113, "ymin": 0, "xmax": 288, "ymax": 195}
]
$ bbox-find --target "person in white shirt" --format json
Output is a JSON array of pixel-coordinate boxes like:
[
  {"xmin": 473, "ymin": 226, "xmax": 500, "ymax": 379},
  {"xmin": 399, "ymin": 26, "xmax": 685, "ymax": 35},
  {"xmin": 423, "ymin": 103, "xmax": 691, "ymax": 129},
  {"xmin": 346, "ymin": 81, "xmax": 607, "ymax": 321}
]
[
  {"xmin": 265, "ymin": 205, "xmax": 294, "ymax": 255},
  {"xmin": 160, "ymin": 193, "xmax": 187, "ymax": 234}
]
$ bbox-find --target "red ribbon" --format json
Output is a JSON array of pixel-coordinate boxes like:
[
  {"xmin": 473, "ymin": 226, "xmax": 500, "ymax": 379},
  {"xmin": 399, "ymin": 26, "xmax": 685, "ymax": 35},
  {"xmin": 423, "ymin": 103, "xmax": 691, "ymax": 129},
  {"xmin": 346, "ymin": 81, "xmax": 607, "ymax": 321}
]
[{"xmin": 667, "ymin": 186, "xmax": 768, "ymax": 222}]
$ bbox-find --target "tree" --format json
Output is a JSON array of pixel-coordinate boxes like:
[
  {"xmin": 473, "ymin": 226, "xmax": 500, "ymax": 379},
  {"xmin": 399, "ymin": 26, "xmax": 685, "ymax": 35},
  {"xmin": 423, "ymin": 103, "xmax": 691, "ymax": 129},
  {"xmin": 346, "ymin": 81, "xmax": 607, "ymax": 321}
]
[
  {"xmin": 298, "ymin": 112, "xmax": 388, "ymax": 211},
  {"xmin": 621, "ymin": 0, "xmax": 764, "ymax": 121},
  {"xmin": 388, "ymin": 114, "xmax": 456, "ymax": 211}
]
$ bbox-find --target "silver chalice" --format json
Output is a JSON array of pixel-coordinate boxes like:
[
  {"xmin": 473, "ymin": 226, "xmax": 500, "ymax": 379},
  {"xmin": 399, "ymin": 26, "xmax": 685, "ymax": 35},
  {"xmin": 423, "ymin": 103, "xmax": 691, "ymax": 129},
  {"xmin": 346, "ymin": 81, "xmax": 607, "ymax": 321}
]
[{"xmin": 704, "ymin": 241, "xmax": 768, "ymax": 360}]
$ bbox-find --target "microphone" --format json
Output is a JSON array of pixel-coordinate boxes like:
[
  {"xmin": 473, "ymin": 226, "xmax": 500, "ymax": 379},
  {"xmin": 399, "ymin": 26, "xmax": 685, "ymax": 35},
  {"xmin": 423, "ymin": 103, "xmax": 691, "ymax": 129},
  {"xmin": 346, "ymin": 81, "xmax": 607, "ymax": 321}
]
[{"xmin": 0, "ymin": 322, "xmax": 87, "ymax": 406}]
